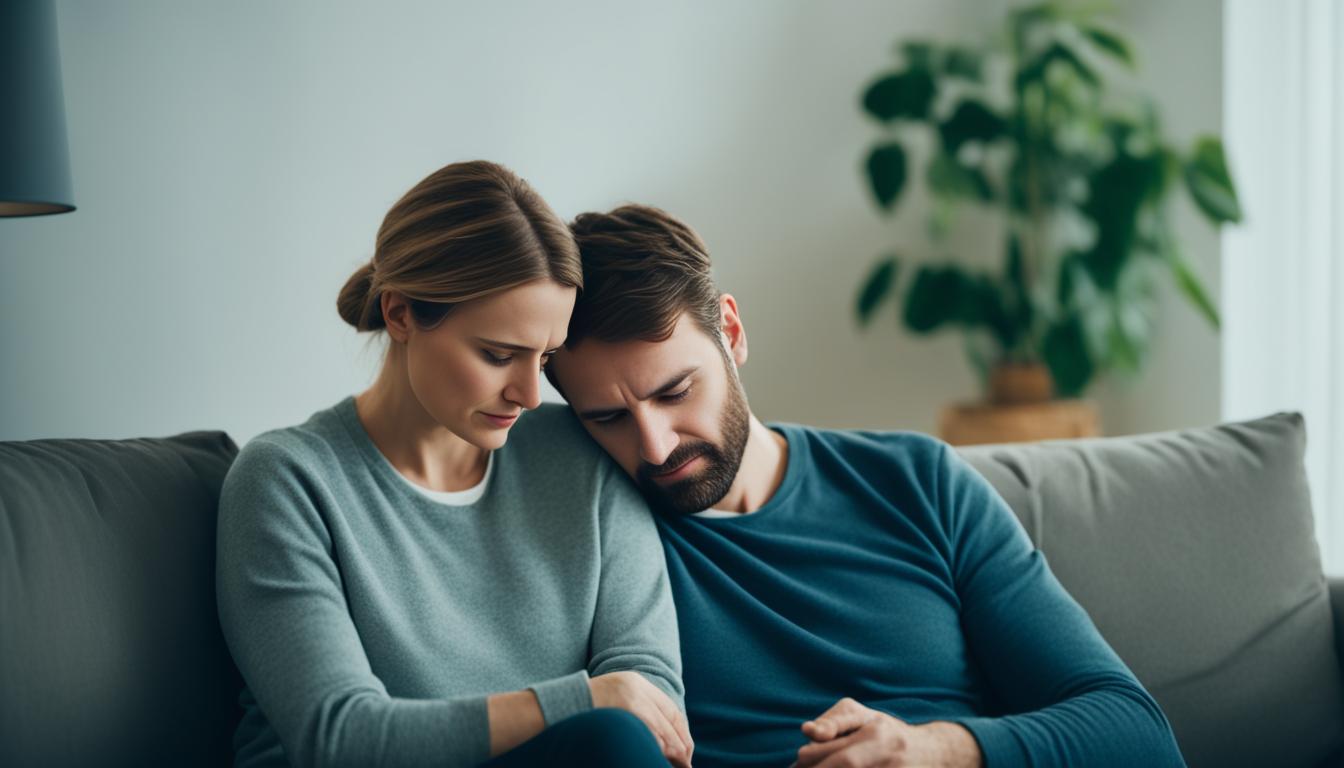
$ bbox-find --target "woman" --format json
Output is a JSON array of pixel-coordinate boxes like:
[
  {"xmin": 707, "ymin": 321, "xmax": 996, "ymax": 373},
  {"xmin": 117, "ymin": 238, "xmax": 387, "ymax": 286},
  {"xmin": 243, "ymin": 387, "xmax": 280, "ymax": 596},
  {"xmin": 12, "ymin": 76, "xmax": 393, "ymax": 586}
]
[{"xmin": 215, "ymin": 160, "xmax": 692, "ymax": 768}]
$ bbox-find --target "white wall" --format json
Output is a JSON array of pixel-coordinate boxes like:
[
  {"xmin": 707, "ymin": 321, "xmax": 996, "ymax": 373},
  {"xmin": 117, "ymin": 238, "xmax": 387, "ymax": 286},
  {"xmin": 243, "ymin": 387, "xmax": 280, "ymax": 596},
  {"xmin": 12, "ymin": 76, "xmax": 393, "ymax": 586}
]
[{"xmin": 0, "ymin": 0, "xmax": 1223, "ymax": 446}]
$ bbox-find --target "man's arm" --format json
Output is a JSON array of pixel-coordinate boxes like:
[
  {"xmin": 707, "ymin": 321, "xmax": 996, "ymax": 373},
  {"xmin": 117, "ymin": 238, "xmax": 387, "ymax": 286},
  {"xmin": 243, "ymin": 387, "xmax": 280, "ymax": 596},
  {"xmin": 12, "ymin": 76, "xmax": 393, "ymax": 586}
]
[{"xmin": 931, "ymin": 442, "xmax": 1187, "ymax": 767}]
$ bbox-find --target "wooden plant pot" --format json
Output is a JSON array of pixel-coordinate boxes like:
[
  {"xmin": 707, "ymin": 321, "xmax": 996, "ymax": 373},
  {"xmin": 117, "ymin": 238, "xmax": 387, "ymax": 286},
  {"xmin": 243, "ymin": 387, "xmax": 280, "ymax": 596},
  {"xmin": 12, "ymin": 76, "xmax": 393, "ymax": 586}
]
[{"xmin": 940, "ymin": 362, "xmax": 1100, "ymax": 446}]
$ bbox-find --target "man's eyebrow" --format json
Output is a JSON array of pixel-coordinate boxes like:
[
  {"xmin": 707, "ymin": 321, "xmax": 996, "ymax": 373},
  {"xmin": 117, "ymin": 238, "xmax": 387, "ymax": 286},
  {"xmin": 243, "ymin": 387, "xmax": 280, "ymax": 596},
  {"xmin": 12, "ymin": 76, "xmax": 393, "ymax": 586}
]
[
  {"xmin": 642, "ymin": 366, "xmax": 698, "ymax": 400},
  {"xmin": 474, "ymin": 337, "xmax": 560, "ymax": 354},
  {"xmin": 577, "ymin": 366, "xmax": 698, "ymax": 421}
]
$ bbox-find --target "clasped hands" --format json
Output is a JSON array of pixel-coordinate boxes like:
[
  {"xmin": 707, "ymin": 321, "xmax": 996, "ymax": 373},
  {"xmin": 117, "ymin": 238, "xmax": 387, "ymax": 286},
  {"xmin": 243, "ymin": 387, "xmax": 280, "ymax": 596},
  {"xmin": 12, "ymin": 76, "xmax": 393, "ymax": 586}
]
[
  {"xmin": 789, "ymin": 697, "xmax": 984, "ymax": 768},
  {"xmin": 587, "ymin": 675, "xmax": 982, "ymax": 768}
]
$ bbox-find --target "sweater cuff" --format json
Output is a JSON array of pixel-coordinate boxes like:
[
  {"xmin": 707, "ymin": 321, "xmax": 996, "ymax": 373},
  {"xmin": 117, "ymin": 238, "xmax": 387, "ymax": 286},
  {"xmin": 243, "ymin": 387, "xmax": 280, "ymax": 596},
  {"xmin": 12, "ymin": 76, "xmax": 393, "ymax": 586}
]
[
  {"xmin": 529, "ymin": 670, "xmax": 593, "ymax": 725},
  {"xmin": 941, "ymin": 715, "xmax": 1030, "ymax": 767}
]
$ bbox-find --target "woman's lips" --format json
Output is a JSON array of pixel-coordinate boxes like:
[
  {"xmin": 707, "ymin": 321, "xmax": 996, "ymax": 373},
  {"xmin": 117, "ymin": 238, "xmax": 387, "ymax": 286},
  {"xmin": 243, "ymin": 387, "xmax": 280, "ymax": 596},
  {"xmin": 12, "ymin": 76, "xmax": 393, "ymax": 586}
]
[{"xmin": 480, "ymin": 411, "xmax": 519, "ymax": 428}]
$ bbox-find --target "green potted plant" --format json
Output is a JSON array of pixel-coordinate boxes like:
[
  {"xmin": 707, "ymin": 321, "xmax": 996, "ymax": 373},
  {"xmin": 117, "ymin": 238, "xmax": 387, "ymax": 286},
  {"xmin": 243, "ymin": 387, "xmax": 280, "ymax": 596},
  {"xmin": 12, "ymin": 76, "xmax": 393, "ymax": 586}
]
[{"xmin": 854, "ymin": 1, "xmax": 1242, "ymax": 406}]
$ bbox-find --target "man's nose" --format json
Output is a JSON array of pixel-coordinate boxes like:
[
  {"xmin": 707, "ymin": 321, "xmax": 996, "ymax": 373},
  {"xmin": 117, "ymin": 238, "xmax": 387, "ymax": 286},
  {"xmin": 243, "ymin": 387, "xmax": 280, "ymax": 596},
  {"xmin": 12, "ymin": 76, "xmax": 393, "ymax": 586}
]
[{"xmin": 635, "ymin": 411, "xmax": 679, "ymax": 467}]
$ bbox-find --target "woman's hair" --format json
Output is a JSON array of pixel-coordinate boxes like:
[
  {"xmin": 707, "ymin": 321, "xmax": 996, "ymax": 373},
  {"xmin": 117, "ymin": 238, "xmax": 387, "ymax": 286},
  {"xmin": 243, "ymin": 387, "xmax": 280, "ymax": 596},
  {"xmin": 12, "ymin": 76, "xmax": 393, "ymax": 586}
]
[{"xmin": 337, "ymin": 160, "xmax": 582, "ymax": 333}]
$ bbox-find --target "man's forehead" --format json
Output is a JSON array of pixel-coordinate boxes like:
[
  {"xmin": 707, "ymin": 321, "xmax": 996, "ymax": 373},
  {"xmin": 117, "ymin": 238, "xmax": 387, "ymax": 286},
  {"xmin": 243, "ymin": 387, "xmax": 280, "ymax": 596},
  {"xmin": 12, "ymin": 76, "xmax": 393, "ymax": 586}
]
[{"xmin": 558, "ymin": 325, "xmax": 714, "ymax": 404}]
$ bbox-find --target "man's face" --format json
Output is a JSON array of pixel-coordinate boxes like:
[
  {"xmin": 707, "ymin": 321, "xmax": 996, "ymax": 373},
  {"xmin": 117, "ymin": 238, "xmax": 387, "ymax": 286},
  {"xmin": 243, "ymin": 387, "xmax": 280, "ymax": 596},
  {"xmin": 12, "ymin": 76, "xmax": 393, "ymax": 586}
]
[{"xmin": 549, "ymin": 310, "xmax": 751, "ymax": 516}]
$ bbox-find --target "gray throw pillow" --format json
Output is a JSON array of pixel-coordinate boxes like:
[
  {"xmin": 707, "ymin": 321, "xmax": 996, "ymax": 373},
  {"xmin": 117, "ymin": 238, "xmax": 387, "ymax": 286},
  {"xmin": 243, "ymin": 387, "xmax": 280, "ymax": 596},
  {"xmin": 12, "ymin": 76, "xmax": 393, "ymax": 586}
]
[{"xmin": 958, "ymin": 412, "xmax": 1344, "ymax": 768}]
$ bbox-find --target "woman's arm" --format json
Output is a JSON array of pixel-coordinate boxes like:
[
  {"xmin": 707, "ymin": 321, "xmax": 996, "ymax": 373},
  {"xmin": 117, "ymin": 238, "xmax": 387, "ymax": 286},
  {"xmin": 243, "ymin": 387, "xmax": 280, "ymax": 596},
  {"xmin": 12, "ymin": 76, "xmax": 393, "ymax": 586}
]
[
  {"xmin": 584, "ymin": 460, "xmax": 693, "ymax": 764},
  {"xmin": 485, "ymin": 690, "xmax": 544, "ymax": 756},
  {"xmin": 217, "ymin": 439, "xmax": 570, "ymax": 768}
]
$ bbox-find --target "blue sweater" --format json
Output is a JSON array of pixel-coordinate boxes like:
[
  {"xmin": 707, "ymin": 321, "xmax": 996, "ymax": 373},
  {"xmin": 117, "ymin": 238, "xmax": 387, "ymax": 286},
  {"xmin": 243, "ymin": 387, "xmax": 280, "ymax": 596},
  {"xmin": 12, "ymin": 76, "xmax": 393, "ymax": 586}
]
[{"xmin": 656, "ymin": 423, "xmax": 1186, "ymax": 767}]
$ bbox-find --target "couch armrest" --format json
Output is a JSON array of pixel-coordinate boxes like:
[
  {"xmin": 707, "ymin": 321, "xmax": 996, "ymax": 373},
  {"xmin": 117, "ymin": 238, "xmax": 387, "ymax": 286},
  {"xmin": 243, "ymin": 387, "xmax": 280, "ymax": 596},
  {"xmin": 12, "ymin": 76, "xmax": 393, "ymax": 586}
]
[{"xmin": 1332, "ymin": 576, "xmax": 1344, "ymax": 671}]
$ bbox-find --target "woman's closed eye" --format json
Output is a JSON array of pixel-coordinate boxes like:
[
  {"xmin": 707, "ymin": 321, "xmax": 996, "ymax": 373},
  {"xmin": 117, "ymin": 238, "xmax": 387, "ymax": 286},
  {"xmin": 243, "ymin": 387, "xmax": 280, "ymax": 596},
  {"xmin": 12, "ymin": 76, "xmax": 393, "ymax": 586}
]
[{"xmin": 483, "ymin": 348, "xmax": 555, "ymax": 370}]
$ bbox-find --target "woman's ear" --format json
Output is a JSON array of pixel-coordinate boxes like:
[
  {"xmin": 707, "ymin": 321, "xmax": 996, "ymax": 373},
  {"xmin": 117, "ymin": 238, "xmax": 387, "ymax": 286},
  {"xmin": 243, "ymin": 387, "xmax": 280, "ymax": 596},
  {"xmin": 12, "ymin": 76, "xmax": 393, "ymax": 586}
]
[
  {"xmin": 719, "ymin": 293, "xmax": 748, "ymax": 367},
  {"xmin": 381, "ymin": 291, "xmax": 412, "ymax": 345}
]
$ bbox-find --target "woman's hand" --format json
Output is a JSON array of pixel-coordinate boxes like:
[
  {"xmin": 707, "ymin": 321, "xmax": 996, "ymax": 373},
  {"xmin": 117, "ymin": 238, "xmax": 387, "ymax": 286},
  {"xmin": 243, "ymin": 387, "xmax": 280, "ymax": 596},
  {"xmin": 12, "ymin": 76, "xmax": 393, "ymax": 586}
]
[{"xmin": 588, "ymin": 670, "xmax": 694, "ymax": 768}]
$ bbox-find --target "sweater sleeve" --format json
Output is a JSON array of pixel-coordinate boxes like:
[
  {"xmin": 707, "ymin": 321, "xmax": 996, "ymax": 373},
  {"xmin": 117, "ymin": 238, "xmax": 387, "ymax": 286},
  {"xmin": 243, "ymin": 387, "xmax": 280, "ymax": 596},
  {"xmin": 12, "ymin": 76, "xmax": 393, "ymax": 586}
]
[
  {"xmin": 585, "ymin": 459, "xmax": 686, "ymax": 711},
  {"xmin": 932, "ymin": 443, "xmax": 1187, "ymax": 768},
  {"xmin": 217, "ymin": 439, "xmax": 575, "ymax": 768}
]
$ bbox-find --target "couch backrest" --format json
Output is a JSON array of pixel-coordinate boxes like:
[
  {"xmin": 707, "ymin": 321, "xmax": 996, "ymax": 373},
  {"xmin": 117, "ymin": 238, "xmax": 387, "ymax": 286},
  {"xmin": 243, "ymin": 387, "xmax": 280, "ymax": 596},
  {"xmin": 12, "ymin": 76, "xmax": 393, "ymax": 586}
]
[
  {"xmin": 0, "ymin": 431, "xmax": 242, "ymax": 768},
  {"xmin": 958, "ymin": 412, "xmax": 1344, "ymax": 768},
  {"xmin": 6, "ymin": 416, "xmax": 1343, "ymax": 767}
]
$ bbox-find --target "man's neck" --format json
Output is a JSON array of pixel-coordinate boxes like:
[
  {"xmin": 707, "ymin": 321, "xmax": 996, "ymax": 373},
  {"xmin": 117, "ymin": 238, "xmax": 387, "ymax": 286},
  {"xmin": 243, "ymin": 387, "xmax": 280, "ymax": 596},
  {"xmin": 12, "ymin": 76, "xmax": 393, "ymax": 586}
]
[{"xmin": 712, "ymin": 414, "xmax": 788, "ymax": 514}]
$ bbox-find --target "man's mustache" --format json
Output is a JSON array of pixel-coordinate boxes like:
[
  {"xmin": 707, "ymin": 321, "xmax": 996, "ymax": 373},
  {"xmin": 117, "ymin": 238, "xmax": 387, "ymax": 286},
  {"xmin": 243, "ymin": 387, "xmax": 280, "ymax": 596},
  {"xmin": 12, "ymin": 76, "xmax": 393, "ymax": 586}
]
[{"xmin": 640, "ymin": 442, "xmax": 714, "ymax": 479}]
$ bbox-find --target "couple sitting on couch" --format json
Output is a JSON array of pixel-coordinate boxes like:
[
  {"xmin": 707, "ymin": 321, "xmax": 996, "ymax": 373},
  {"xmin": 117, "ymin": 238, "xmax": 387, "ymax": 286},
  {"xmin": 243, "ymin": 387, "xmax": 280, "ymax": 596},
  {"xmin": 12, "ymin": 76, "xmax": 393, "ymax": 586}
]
[{"xmin": 215, "ymin": 160, "xmax": 1187, "ymax": 768}]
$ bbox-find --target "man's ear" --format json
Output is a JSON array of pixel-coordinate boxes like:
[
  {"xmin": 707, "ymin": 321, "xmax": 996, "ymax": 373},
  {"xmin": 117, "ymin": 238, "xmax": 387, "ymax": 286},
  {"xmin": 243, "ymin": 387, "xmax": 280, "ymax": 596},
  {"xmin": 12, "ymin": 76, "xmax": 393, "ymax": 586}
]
[
  {"xmin": 720, "ymin": 294, "xmax": 747, "ymax": 367},
  {"xmin": 381, "ymin": 291, "xmax": 413, "ymax": 345}
]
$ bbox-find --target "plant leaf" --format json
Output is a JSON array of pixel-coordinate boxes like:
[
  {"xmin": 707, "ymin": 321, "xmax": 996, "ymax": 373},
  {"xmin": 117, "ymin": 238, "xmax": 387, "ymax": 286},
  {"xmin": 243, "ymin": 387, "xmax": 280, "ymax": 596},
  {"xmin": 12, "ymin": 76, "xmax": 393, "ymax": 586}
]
[
  {"xmin": 1106, "ymin": 301, "xmax": 1143, "ymax": 373},
  {"xmin": 1183, "ymin": 137, "xmax": 1243, "ymax": 224},
  {"xmin": 856, "ymin": 257, "xmax": 899, "ymax": 326},
  {"xmin": 943, "ymin": 47, "xmax": 983, "ymax": 81},
  {"xmin": 866, "ymin": 143, "xmax": 908, "ymax": 210},
  {"xmin": 927, "ymin": 152, "xmax": 993, "ymax": 202},
  {"xmin": 1042, "ymin": 313, "xmax": 1094, "ymax": 397},
  {"xmin": 1004, "ymin": 234, "xmax": 1034, "ymax": 331},
  {"xmin": 1016, "ymin": 42, "xmax": 1099, "ymax": 92},
  {"xmin": 901, "ymin": 42, "xmax": 936, "ymax": 71},
  {"xmin": 939, "ymin": 100, "xmax": 1008, "ymax": 155},
  {"xmin": 862, "ymin": 69, "xmax": 937, "ymax": 122},
  {"xmin": 1169, "ymin": 253, "xmax": 1221, "ymax": 329},
  {"xmin": 1082, "ymin": 25, "xmax": 1134, "ymax": 68},
  {"xmin": 1078, "ymin": 152, "xmax": 1162, "ymax": 291},
  {"xmin": 903, "ymin": 265, "xmax": 967, "ymax": 333}
]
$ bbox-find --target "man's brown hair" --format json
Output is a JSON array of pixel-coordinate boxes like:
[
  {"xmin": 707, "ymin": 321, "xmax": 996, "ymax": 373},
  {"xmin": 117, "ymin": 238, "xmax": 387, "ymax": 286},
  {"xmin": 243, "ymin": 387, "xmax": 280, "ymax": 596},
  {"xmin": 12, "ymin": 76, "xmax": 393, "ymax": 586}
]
[{"xmin": 562, "ymin": 204, "xmax": 722, "ymax": 348}]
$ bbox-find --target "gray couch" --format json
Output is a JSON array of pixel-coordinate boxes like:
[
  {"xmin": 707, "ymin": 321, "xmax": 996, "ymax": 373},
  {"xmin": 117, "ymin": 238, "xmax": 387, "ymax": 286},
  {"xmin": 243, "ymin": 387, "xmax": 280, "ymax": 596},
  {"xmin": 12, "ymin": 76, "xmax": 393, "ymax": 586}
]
[{"xmin": 2, "ymin": 412, "xmax": 1342, "ymax": 767}]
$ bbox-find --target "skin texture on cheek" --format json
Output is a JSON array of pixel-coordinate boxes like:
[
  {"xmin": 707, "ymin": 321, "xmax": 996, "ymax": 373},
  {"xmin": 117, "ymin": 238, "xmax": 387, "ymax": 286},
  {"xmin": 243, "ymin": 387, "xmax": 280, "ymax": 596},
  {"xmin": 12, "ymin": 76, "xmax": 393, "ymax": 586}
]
[
  {"xmin": 556, "ymin": 331, "xmax": 750, "ymax": 515},
  {"xmin": 401, "ymin": 280, "xmax": 574, "ymax": 451}
]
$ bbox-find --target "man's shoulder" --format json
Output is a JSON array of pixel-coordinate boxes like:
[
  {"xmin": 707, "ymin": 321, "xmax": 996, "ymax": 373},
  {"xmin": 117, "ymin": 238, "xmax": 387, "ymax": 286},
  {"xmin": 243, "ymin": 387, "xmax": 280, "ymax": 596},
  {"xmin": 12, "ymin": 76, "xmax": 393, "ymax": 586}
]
[{"xmin": 775, "ymin": 422, "xmax": 948, "ymax": 469}]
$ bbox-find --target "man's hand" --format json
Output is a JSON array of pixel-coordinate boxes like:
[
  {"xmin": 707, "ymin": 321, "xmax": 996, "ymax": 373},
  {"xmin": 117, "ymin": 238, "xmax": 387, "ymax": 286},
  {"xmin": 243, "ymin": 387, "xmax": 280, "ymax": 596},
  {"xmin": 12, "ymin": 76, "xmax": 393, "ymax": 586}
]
[
  {"xmin": 791, "ymin": 697, "xmax": 983, "ymax": 768},
  {"xmin": 588, "ymin": 670, "xmax": 694, "ymax": 768}
]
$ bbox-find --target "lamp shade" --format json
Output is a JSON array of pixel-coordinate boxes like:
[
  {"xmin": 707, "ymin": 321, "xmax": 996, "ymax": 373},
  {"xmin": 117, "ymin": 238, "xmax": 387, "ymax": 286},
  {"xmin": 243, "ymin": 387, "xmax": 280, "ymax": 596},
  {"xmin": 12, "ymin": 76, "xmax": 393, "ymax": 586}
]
[{"xmin": 0, "ymin": 0, "xmax": 74, "ymax": 217}]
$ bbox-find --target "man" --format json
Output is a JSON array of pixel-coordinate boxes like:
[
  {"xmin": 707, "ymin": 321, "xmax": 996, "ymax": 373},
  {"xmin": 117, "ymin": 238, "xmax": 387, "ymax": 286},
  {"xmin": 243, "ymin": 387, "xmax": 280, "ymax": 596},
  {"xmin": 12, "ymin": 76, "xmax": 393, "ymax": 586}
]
[{"xmin": 544, "ymin": 204, "xmax": 1187, "ymax": 768}]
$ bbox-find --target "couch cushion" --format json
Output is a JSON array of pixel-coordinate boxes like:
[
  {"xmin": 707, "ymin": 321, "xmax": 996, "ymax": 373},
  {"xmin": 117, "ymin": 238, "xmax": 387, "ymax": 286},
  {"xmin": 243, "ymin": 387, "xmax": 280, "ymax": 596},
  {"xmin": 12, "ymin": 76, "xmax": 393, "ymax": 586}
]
[
  {"xmin": 0, "ymin": 431, "xmax": 242, "ymax": 768},
  {"xmin": 958, "ymin": 412, "xmax": 1344, "ymax": 768}
]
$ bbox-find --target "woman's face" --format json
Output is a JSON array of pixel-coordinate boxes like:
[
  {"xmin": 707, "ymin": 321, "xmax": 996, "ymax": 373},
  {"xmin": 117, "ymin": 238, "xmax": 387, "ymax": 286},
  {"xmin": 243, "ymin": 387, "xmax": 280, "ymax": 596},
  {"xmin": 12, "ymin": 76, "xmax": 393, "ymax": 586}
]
[{"xmin": 403, "ymin": 279, "xmax": 576, "ymax": 450}]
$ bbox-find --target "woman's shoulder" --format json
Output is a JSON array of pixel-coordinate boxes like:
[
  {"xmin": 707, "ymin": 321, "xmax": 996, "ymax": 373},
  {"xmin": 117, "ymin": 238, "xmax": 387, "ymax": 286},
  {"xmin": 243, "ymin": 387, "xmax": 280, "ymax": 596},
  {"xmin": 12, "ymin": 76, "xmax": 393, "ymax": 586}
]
[
  {"xmin": 226, "ymin": 399, "xmax": 352, "ymax": 484},
  {"xmin": 499, "ymin": 402, "xmax": 612, "ymax": 478}
]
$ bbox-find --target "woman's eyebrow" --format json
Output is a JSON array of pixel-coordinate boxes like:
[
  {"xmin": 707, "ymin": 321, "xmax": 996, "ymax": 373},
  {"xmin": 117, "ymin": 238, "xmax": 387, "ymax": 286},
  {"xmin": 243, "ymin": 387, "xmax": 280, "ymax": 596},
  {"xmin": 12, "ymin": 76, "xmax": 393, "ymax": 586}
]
[{"xmin": 474, "ymin": 337, "xmax": 560, "ymax": 354}]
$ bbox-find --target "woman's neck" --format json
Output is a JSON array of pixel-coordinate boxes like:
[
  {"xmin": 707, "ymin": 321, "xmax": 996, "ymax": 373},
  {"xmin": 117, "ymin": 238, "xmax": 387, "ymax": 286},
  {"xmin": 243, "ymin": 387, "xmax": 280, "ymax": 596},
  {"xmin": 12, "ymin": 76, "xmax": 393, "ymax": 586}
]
[{"xmin": 354, "ymin": 349, "xmax": 489, "ymax": 492}]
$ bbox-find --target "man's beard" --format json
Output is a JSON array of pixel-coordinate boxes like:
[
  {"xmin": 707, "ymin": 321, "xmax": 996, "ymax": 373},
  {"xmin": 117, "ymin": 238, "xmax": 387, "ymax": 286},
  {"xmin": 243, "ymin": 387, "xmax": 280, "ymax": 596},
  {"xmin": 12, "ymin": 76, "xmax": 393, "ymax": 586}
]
[{"xmin": 634, "ymin": 361, "xmax": 751, "ymax": 517}]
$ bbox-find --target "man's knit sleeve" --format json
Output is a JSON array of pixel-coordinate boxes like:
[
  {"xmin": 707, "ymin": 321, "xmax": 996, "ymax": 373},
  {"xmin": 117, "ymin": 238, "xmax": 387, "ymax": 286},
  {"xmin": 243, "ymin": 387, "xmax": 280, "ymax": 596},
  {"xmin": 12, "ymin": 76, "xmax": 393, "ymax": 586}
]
[{"xmin": 931, "ymin": 442, "xmax": 1187, "ymax": 768}]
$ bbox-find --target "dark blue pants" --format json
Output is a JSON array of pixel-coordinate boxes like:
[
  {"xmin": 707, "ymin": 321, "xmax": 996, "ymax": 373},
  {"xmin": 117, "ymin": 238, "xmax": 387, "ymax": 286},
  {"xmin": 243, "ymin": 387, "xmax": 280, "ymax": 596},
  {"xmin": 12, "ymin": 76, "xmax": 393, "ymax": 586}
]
[{"xmin": 481, "ymin": 708, "xmax": 669, "ymax": 767}]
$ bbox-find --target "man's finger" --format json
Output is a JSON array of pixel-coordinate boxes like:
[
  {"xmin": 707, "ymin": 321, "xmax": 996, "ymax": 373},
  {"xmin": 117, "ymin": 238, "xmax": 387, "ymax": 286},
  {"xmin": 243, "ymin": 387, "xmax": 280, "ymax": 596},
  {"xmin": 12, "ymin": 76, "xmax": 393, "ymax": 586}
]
[
  {"xmin": 802, "ymin": 707, "xmax": 872, "ymax": 742},
  {"xmin": 815, "ymin": 736, "xmax": 886, "ymax": 768},
  {"xmin": 794, "ymin": 729, "xmax": 859, "ymax": 768}
]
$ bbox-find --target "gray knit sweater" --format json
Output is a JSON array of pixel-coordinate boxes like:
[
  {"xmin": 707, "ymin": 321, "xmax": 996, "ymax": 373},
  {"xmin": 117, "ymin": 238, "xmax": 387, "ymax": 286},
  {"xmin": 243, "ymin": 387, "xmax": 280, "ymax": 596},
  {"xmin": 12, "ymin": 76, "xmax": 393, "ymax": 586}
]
[{"xmin": 215, "ymin": 397, "xmax": 682, "ymax": 768}]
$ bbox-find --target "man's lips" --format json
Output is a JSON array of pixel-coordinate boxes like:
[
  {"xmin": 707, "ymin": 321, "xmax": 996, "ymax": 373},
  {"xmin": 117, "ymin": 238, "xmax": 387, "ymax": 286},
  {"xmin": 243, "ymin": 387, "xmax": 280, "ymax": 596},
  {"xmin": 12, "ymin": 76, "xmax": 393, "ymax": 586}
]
[{"xmin": 651, "ymin": 453, "xmax": 703, "ymax": 482}]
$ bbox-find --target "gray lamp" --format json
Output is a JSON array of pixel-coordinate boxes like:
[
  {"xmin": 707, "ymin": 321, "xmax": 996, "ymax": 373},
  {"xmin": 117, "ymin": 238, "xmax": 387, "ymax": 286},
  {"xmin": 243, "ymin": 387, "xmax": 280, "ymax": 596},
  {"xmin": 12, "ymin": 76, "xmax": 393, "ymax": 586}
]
[{"xmin": 1, "ymin": 0, "xmax": 75, "ymax": 217}]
